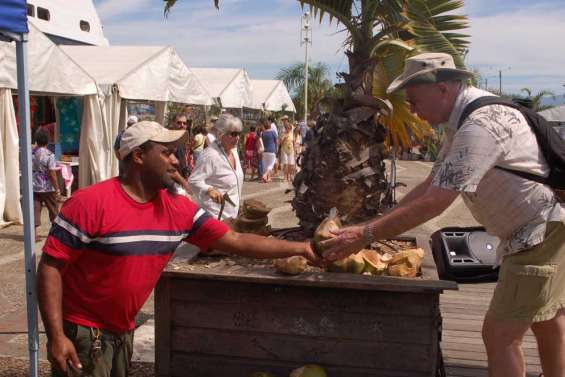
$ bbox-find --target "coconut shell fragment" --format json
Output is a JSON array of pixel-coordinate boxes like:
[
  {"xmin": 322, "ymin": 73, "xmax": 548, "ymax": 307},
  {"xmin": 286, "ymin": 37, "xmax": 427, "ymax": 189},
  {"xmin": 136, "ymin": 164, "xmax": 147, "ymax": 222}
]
[
  {"xmin": 273, "ymin": 256, "xmax": 308, "ymax": 275},
  {"xmin": 386, "ymin": 248, "xmax": 424, "ymax": 278},
  {"xmin": 360, "ymin": 249, "xmax": 387, "ymax": 275}
]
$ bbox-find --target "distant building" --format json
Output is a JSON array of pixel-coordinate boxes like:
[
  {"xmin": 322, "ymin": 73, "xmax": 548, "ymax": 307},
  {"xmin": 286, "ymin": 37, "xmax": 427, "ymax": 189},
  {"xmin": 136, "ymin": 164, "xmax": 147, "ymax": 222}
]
[{"xmin": 26, "ymin": 0, "xmax": 108, "ymax": 46}]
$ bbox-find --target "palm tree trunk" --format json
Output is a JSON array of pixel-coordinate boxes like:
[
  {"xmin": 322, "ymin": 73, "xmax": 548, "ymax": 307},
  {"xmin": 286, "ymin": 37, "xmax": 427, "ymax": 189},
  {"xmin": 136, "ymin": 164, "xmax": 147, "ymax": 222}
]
[{"xmin": 292, "ymin": 41, "xmax": 390, "ymax": 233}]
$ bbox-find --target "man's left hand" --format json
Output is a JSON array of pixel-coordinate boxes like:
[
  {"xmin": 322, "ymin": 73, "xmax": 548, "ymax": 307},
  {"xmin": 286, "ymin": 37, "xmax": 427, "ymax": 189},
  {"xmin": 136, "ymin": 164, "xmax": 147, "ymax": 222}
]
[{"xmin": 320, "ymin": 225, "xmax": 367, "ymax": 262}]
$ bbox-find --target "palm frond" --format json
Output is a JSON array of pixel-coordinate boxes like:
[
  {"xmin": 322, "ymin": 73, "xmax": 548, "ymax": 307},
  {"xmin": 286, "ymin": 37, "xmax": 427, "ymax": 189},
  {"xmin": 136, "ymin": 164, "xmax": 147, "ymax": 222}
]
[
  {"xmin": 372, "ymin": 47, "xmax": 432, "ymax": 148},
  {"xmin": 405, "ymin": 0, "xmax": 470, "ymax": 67},
  {"xmin": 164, "ymin": 0, "xmax": 218, "ymax": 17}
]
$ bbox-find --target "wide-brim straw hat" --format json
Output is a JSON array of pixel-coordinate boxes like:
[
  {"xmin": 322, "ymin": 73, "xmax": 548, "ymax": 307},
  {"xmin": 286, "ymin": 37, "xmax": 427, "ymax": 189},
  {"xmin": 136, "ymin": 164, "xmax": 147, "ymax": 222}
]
[{"xmin": 387, "ymin": 52, "xmax": 474, "ymax": 94}]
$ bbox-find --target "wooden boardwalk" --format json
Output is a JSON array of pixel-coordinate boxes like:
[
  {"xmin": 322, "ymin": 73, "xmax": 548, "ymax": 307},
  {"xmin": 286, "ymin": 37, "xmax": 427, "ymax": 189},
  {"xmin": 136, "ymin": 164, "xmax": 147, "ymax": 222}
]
[{"xmin": 441, "ymin": 282, "xmax": 542, "ymax": 377}]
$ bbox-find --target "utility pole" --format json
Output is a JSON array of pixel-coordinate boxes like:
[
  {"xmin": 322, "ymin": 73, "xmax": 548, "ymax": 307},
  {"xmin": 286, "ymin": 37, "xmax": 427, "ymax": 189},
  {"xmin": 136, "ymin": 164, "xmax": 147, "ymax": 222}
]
[
  {"xmin": 498, "ymin": 67, "xmax": 511, "ymax": 95},
  {"xmin": 301, "ymin": 12, "xmax": 311, "ymax": 125}
]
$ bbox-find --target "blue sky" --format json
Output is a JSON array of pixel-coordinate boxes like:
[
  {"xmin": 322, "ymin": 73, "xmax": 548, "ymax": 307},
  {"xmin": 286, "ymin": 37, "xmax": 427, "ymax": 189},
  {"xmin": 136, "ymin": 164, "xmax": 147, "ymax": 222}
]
[{"xmin": 93, "ymin": 0, "xmax": 565, "ymax": 96}]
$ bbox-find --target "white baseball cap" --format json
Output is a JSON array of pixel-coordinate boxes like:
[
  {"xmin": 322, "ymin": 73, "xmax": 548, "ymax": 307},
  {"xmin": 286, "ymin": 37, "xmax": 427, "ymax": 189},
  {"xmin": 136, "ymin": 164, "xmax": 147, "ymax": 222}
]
[{"xmin": 118, "ymin": 121, "xmax": 187, "ymax": 160}]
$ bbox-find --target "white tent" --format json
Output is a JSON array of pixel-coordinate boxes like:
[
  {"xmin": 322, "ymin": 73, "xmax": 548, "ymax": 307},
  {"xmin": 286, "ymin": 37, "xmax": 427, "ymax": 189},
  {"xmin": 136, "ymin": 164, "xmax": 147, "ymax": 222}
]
[
  {"xmin": 539, "ymin": 104, "xmax": 565, "ymax": 124},
  {"xmin": 251, "ymin": 79, "xmax": 296, "ymax": 113},
  {"xmin": 0, "ymin": 21, "xmax": 98, "ymax": 226},
  {"xmin": 60, "ymin": 45, "xmax": 214, "ymax": 187},
  {"xmin": 191, "ymin": 67, "xmax": 253, "ymax": 109}
]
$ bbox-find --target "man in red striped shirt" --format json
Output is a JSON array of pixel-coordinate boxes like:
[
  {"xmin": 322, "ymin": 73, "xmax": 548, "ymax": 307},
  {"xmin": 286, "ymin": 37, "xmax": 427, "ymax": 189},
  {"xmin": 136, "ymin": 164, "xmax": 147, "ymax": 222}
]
[{"xmin": 38, "ymin": 121, "xmax": 319, "ymax": 377}]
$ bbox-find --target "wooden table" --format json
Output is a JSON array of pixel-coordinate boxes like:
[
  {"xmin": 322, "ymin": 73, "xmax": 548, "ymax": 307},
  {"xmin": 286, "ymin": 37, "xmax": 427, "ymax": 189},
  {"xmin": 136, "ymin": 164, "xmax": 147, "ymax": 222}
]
[{"xmin": 155, "ymin": 235, "xmax": 457, "ymax": 377}]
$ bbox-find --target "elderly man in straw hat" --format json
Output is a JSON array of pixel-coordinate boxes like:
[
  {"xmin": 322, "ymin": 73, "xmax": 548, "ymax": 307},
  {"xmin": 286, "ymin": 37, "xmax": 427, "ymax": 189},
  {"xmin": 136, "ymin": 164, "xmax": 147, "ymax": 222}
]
[
  {"xmin": 37, "ymin": 120, "xmax": 320, "ymax": 377},
  {"xmin": 321, "ymin": 52, "xmax": 565, "ymax": 377}
]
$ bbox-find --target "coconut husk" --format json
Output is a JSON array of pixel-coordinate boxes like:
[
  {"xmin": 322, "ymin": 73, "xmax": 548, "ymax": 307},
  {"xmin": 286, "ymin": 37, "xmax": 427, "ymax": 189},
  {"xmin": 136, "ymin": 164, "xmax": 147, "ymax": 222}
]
[
  {"xmin": 386, "ymin": 248, "xmax": 424, "ymax": 278},
  {"xmin": 360, "ymin": 249, "xmax": 387, "ymax": 275},
  {"xmin": 234, "ymin": 215, "xmax": 269, "ymax": 233},
  {"xmin": 273, "ymin": 256, "xmax": 308, "ymax": 275},
  {"xmin": 242, "ymin": 199, "xmax": 272, "ymax": 219}
]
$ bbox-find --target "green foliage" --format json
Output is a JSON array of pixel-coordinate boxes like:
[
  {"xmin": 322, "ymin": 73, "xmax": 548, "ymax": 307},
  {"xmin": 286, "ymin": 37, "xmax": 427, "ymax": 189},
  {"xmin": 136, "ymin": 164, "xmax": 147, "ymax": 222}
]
[{"xmin": 276, "ymin": 62, "xmax": 336, "ymax": 119}]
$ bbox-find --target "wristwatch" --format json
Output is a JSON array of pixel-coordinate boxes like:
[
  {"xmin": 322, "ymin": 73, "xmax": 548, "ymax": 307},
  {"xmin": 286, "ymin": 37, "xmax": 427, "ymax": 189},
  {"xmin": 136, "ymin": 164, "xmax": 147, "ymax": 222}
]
[{"xmin": 363, "ymin": 224, "xmax": 376, "ymax": 245}]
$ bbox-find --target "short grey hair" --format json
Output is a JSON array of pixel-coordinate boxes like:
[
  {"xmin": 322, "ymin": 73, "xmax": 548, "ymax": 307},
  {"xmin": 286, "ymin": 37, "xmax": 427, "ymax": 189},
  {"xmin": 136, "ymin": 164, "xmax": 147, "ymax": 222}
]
[{"xmin": 213, "ymin": 113, "xmax": 243, "ymax": 137}]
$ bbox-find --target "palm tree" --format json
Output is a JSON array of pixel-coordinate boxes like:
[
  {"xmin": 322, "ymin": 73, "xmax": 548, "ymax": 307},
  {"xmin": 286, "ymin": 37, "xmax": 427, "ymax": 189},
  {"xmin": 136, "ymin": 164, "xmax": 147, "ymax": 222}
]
[
  {"xmin": 276, "ymin": 62, "xmax": 335, "ymax": 120},
  {"xmin": 519, "ymin": 88, "xmax": 555, "ymax": 112},
  {"xmin": 164, "ymin": 0, "xmax": 470, "ymax": 232}
]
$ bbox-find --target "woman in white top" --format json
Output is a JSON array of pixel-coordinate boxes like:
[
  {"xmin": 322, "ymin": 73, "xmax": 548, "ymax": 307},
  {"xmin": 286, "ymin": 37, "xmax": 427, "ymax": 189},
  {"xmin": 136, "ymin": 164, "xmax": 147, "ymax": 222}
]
[{"xmin": 189, "ymin": 114, "xmax": 244, "ymax": 221}]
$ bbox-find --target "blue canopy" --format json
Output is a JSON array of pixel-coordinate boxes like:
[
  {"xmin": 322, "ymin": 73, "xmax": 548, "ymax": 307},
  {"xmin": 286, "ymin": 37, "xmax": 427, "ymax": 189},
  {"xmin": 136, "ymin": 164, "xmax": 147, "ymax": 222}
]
[{"xmin": 0, "ymin": 0, "xmax": 28, "ymax": 34}]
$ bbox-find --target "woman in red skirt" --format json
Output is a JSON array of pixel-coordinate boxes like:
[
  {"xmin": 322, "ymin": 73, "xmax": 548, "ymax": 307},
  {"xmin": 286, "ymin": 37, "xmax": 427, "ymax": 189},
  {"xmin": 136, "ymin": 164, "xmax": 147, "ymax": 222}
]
[{"xmin": 243, "ymin": 125, "xmax": 259, "ymax": 181}]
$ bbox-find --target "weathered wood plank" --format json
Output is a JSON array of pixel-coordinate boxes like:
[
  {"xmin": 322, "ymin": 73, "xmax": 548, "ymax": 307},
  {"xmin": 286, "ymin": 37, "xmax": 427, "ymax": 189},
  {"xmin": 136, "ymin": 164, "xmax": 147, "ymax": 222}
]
[
  {"xmin": 171, "ymin": 300, "xmax": 436, "ymax": 344},
  {"xmin": 171, "ymin": 327, "xmax": 437, "ymax": 372},
  {"xmin": 169, "ymin": 278, "xmax": 440, "ymax": 318},
  {"xmin": 155, "ymin": 277, "xmax": 172, "ymax": 377},
  {"xmin": 170, "ymin": 353, "xmax": 432, "ymax": 377}
]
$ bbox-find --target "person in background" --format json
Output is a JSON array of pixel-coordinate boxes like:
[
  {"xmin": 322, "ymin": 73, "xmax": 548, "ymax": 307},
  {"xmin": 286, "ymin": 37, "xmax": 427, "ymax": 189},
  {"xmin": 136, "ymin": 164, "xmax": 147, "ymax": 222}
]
[
  {"xmin": 279, "ymin": 120, "xmax": 295, "ymax": 183},
  {"xmin": 191, "ymin": 125, "xmax": 206, "ymax": 164},
  {"xmin": 32, "ymin": 128, "xmax": 61, "ymax": 240},
  {"xmin": 169, "ymin": 113, "xmax": 191, "ymax": 178},
  {"xmin": 268, "ymin": 115, "xmax": 280, "ymax": 176},
  {"xmin": 205, "ymin": 115, "xmax": 218, "ymax": 147},
  {"xmin": 293, "ymin": 125, "xmax": 303, "ymax": 174},
  {"xmin": 38, "ymin": 120, "xmax": 320, "ymax": 377},
  {"xmin": 260, "ymin": 118, "xmax": 278, "ymax": 183},
  {"xmin": 243, "ymin": 125, "xmax": 259, "ymax": 181},
  {"xmin": 188, "ymin": 114, "xmax": 244, "ymax": 221},
  {"xmin": 256, "ymin": 121, "xmax": 265, "ymax": 179},
  {"xmin": 126, "ymin": 115, "xmax": 138, "ymax": 127}
]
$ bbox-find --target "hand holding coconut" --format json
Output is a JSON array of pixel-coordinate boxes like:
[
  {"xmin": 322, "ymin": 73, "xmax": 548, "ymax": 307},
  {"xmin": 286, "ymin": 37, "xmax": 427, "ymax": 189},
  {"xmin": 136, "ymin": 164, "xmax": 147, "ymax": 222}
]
[{"xmin": 319, "ymin": 224, "xmax": 368, "ymax": 262}]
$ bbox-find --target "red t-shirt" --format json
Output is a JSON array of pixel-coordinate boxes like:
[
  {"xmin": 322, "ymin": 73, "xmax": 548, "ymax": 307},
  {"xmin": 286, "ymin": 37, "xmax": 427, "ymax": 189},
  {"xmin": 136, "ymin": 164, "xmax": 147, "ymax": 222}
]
[{"xmin": 43, "ymin": 178, "xmax": 229, "ymax": 333}]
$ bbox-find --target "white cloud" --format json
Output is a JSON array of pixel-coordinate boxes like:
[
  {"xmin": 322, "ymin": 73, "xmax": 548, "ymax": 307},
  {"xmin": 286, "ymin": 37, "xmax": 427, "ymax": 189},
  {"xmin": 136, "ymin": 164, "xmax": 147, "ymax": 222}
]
[
  {"xmin": 96, "ymin": 1, "xmax": 565, "ymax": 94},
  {"xmin": 96, "ymin": 0, "xmax": 152, "ymax": 19},
  {"xmin": 466, "ymin": 7, "xmax": 565, "ymax": 93},
  {"xmin": 101, "ymin": 7, "xmax": 345, "ymax": 79}
]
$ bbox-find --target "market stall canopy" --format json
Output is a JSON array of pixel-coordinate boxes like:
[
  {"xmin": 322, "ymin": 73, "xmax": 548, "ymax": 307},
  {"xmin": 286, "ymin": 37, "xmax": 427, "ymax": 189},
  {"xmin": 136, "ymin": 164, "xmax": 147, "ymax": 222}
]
[
  {"xmin": 0, "ymin": 21, "xmax": 97, "ymax": 95},
  {"xmin": 539, "ymin": 104, "xmax": 565, "ymax": 123},
  {"xmin": 251, "ymin": 79, "xmax": 296, "ymax": 113},
  {"xmin": 191, "ymin": 67, "xmax": 253, "ymax": 109},
  {"xmin": 60, "ymin": 45, "xmax": 213, "ymax": 105}
]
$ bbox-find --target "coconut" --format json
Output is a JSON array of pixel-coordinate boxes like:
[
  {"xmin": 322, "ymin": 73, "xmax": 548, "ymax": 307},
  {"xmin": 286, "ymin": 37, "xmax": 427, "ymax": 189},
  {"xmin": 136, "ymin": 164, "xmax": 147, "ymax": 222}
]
[
  {"xmin": 312, "ymin": 216, "xmax": 342, "ymax": 256},
  {"xmin": 326, "ymin": 257, "xmax": 349, "ymax": 273},
  {"xmin": 289, "ymin": 364, "xmax": 327, "ymax": 377},
  {"xmin": 361, "ymin": 249, "xmax": 387, "ymax": 275},
  {"xmin": 348, "ymin": 252, "xmax": 366, "ymax": 274},
  {"xmin": 326, "ymin": 253, "xmax": 365, "ymax": 274},
  {"xmin": 273, "ymin": 256, "xmax": 308, "ymax": 275}
]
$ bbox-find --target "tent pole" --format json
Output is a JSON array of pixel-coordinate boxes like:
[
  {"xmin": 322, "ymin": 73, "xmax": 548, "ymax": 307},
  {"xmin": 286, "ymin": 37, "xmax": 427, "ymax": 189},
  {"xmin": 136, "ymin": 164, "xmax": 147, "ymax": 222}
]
[{"xmin": 16, "ymin": 36, "xmax": 40, "ymax": 377}]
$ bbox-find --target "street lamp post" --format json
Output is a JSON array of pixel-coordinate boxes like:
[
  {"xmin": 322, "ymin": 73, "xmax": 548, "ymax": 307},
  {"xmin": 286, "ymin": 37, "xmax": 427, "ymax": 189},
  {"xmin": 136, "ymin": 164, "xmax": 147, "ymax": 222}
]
[{"xmin": 301, "ymin": 12, "xmax": 311, "ymax": 125}]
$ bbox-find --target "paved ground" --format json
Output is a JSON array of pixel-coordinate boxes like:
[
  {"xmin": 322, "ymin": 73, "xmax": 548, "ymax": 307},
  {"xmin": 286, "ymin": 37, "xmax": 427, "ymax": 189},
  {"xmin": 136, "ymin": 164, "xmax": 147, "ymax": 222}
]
[{"xmin": 0, "ymin": 161, "xmax": 481, "ymax": 369}]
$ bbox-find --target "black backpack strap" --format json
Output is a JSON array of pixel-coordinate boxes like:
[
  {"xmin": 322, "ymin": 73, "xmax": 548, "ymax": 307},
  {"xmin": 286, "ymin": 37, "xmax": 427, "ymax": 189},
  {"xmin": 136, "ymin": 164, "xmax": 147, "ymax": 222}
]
[
  {"xmin": 457, "ymin": 96, "xmax": 517, "ymax": 129},
  {"xmin": 456, "ymin": 96, "xmax": 549, "ymax": 184}
]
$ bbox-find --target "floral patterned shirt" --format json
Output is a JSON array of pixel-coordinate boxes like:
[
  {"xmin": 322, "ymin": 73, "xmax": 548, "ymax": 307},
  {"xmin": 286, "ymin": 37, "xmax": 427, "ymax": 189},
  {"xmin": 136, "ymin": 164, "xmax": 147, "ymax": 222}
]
[
  {"xmin": 32, "ymin": 146, "xmax": 57, "ymax": 193},
  {"xmin": 431, "ymin": 86, "xmax": 564, "ymax": 263}
]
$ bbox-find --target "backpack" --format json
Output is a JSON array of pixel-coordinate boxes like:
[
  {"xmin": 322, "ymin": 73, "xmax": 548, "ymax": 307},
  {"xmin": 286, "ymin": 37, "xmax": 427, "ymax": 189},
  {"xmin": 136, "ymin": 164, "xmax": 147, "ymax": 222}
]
[{"xmin": 457, "ymin": 97, "xmax": 565, "ymax": 196}]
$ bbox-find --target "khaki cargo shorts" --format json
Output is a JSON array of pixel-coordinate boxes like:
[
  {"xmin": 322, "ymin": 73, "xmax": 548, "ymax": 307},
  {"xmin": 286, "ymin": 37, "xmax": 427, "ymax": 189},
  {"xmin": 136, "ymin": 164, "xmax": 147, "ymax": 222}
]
[{"xmin": 489, "ymin": 221, "xmax": 565, "ymax": 323}]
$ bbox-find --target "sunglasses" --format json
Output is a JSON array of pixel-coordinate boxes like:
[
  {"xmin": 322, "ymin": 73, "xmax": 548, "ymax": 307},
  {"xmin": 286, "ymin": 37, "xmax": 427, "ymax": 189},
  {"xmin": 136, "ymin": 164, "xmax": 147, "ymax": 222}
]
[
  {"xmin": 176, "ymin": 121, "xmax": 187, "ymax": 125},
  {"xmin": 228, "ymin": 132, "xmax": 241, "ymax": 137}
]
